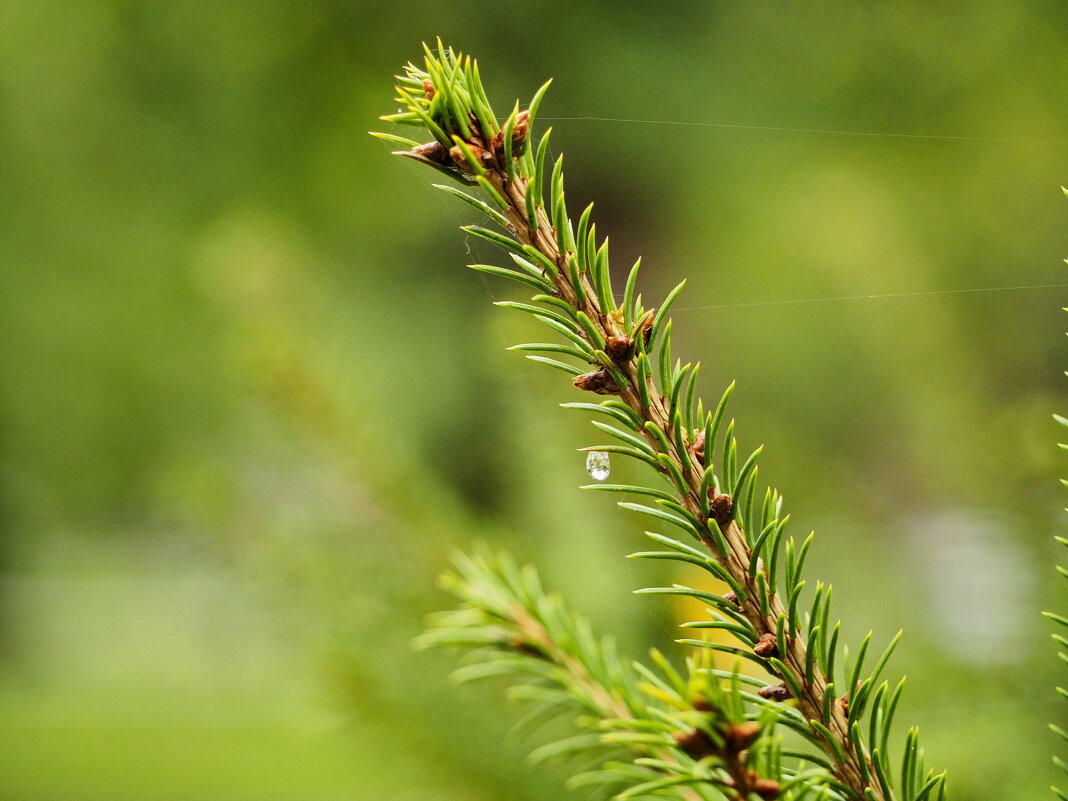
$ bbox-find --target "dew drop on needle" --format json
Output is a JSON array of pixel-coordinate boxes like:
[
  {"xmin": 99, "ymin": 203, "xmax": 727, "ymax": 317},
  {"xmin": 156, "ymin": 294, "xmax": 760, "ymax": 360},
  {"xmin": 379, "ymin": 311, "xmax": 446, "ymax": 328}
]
[{"xmin": 586, "ymin": 451, "xmax": 610, "ymax": 481}]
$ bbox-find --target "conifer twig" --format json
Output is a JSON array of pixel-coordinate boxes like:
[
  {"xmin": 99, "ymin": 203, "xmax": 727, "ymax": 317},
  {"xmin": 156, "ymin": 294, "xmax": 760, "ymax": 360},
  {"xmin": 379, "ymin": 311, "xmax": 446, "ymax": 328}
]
[
  {"xmin": 377, "ymin": 41, "xmax": 945, "ymax": 801},
  {"xmin": 1048, "ymin": 187, "xmax": 1068, "ymax": 801}
]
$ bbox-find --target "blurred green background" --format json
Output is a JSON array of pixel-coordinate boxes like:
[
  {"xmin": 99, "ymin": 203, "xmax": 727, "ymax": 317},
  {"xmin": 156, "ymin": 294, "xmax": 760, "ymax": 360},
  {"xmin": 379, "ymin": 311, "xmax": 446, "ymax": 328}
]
[{"xmin": 1, "ymin": 2, "xmax": 1066, "ymax": 799}]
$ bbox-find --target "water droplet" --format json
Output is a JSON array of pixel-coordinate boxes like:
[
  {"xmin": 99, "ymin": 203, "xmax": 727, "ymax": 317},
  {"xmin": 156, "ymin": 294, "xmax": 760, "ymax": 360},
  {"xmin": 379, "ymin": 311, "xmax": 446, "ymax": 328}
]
[{"xmin": 585, "ymin": 451, "xmax": 610, "ymax": 481}]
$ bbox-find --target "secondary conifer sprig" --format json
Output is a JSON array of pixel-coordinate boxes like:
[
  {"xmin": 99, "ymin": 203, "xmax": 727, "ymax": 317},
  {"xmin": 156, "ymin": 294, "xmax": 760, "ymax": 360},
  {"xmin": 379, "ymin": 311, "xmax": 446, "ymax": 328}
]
[
  {"xmin": 415, "ymin": 546, "xmax": 791, "ymax": 800},
  {"xmin": 1051, "ymin": 406, "xmax": 1068, "ymax": 800},
  {"xmin": 376, "ymin": 41, "xmax": 946, "ymax": 801},
  {"xmin": 1049, "ymin": 204, "xmax": 1068, "ymax": 801}
]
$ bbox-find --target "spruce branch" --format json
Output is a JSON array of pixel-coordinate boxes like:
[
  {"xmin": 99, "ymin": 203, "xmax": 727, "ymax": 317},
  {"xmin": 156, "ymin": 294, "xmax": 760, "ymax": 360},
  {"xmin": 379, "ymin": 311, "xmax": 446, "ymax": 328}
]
[
  {"xmin": 377, "ymin": 41, "xmax": 945, "ymax": 801},
  {"xmin": 1049, "ymin": 187, "xmax": 1068, "ymax": 801},
  {"xmin": 417, "ymin": 546, "xmax": 799, "ymax": 801}
]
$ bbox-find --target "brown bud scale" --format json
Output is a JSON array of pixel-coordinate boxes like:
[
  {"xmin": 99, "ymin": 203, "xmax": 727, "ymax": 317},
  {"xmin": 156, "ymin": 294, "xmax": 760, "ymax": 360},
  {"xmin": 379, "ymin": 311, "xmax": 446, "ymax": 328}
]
[
  {"xmin": 691, "ymin": 429, "xmax": 706, "ymax": 464},
  {"xmin": 724, "ymin": 721, "xmax": 761, "ymax": 752},
  {"xmin": 757, "ymin": 683, "xmax": 792, "ymax": 702},
  {"xmin": 509, "ymin": 636, "xmax": 545, "ymax": 657},
  {"xmin": 411, "ymin": 140, "xmax": 450, "ymax": 166},
  {"xmin": 708, "ymin": 492, "xmax": 733, "ymax": 526},
  {"xmin": 753, "ymin": 778, "xmax": 782, "ymax": 800},
  {"xmin": 512, "ymin": 110, "xmax": 530, "ymax": 147},
  {"xmin": 490, "ymin": 110, "xmax": 531, "ymax": 165},
  {"xmin": 673, "ymin": 728, "xmax": 716, "ymax": 760},
  {"xmin": 640, "ymin": 314, "xmax": 653, "ymax": 344},
  {"xmin": 691, "ymin": 696, "xmax": 718, "ymax": 714},
  {"xmin": 605, "ymin": 335, "xmax": 633, "ymax": 362},
  {"xmin": 449, "ymin": 142, "xmax": 494, "ymax": 173},
  {"xmin": 753, "ymin": 633, "xmax": 777, "ymax": 659},
  {"xmin": 572, "ymin": 368, "xmax": 620, "ymax": 395}
]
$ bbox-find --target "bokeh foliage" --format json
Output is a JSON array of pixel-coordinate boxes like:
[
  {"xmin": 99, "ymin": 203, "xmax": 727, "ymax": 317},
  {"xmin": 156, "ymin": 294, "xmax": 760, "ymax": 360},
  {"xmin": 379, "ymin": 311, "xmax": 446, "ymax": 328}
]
[{"xmin": 0, "ymin": 2, "xmax": 1065, "ymax": 799}]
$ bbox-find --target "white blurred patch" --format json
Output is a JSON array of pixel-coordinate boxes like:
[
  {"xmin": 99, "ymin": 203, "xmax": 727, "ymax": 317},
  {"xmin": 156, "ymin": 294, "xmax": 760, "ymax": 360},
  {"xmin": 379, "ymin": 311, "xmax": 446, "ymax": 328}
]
[{"xmin": 910, "ymin": 511, "xmax": 1032, "ymax": 665}]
